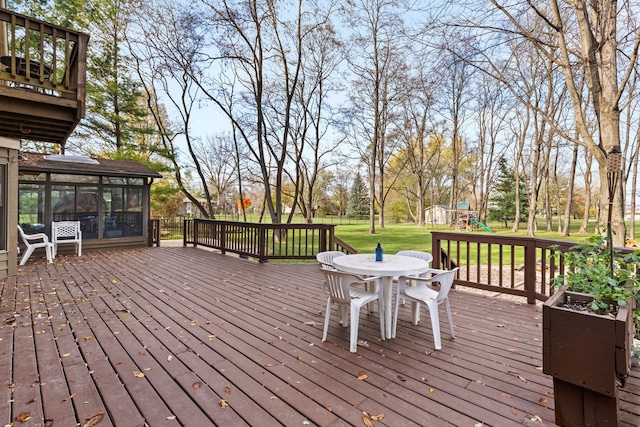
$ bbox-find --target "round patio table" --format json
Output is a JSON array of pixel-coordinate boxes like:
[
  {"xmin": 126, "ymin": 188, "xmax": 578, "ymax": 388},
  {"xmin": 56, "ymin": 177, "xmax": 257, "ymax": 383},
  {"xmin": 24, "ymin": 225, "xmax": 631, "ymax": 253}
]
[{"xmin": 332, "ymin": 254, "xmax": 430, "ymax": 339}]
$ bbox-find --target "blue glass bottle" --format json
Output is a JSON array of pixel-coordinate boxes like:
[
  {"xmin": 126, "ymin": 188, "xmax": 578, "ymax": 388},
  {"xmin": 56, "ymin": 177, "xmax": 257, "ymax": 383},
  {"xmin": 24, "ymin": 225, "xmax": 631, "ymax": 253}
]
[{"xmin": 375, "ymin": 242, "xmax": 383, "ymax": 262}]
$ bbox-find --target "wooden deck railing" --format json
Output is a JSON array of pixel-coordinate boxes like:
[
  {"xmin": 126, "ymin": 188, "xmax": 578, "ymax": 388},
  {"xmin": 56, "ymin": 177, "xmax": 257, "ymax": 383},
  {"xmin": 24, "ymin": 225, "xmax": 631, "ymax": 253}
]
[
  {"xmin": 0, "ymin": 8, "xmax": 88, "ymax": 101},
  {"xmin": 432, "ymin": 231, "xmax": 636, "ymax": 304},
  {"xmin": 183, "ymin": 219, "xmax": 355, "ymax": 262},
  {"xmin": 177, "ymin": 221, "xmax": 636, "ymax": 305}
]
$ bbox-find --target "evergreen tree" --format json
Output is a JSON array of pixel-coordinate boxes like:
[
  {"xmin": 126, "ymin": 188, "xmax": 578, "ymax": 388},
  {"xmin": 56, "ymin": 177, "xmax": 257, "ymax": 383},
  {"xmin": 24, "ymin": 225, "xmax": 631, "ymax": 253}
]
[
  {"xmin": 346, "ymin": 173, "xmax": 370, "ymax": 217},
  {"xmin": 488, "ymin": 157, "xmax": 528, "ymax": 227}
]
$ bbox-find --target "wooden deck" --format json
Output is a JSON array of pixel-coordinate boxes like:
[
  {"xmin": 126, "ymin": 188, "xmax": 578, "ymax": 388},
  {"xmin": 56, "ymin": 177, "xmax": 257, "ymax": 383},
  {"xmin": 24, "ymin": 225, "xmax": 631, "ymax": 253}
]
[{"xmin": 1, "ymin": 246, "xmax": 638, "ymax": 426}]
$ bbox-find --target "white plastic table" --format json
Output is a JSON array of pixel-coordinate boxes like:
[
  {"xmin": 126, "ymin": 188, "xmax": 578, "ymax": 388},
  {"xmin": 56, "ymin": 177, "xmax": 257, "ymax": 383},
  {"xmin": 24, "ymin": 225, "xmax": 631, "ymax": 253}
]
[{"xmin": 332, "ymin": 254, "xmax": 430, "ymax": 339}]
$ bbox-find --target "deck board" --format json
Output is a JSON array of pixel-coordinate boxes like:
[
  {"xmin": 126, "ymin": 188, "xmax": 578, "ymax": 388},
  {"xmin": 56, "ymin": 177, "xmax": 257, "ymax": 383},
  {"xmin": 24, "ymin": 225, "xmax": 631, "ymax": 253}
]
[{"xmin": 0, "ymin": 246, "xmax": 638, "ymax": 426}]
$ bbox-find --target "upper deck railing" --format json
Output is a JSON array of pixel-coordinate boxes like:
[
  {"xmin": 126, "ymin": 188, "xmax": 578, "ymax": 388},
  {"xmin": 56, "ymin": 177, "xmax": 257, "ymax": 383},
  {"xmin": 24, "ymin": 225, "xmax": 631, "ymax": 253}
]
[{"xmin": 0, "ymin": 8, "xmax": 88, "ymax": 99}]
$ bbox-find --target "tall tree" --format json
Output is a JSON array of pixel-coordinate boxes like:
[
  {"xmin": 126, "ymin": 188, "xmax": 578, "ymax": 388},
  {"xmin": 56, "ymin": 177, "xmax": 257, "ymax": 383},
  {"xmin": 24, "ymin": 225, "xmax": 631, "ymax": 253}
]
[
  {"xmin": 342, "ymin": 0, "xmax": 410, "ymax": 233},
  {"xmin": 73, "ymin": 0, "xmax": 153, "ymax": 154},
  {"xmin": 454, "ymin": 0, "xmax": 640, "ymax": 245}
]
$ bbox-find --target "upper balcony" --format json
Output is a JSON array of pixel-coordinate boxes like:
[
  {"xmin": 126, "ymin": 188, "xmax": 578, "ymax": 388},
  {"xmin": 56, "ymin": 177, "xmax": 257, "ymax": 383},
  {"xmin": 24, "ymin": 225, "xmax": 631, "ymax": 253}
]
[{"xmin": 0, "ymin": 8, "xmax": 89, "ymax": 145}]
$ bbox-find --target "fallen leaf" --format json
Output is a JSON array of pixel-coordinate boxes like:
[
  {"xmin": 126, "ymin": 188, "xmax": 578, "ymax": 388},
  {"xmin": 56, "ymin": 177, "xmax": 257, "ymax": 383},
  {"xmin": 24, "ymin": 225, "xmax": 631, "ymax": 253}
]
[
  {"xmin": 397, "ymin": 375, "xmax": 406, "ymax": 382},
  {"xmin": 429, "ymin": 388, "xmax": 435, "ymax": 392},
  {"xmin": 265, "ymin": 363, "xmax": 278, "ymax": 367},
  {"xmin": 14, "ymin": 412, "xmax": 31, "ymax": 422},
  {"xmin": 167, "ymin": 355, "xmax": 173, "ymax": 362},
  {"xmin": 63, "ymin": 393, "xmax": 76, "ymax": 401},
  {"xmin": 193, "ymin": 382, "xmax": 201, "ymax": 389},
  {"xmin": 534, "ymin": 415, "xmax": 543, "ymax": 423},
  {"xmin": 60, "ymin": 353, "xmax": 71, "ymax": 358},
  {"xmin": 220, "ymin": 399, "xmax": 229, "ymax": 408},
  {"xmin": 133, "ymin": 371, "xmax": 145, "ymax": 378},
  {"xmin": 474, "ymin": 423, "xmax": 484, "ymax": 427},
  {"xmin": 361, "ymin": 414, "xmax": 373, "ymax": 427},
  {"xmin": 511, "ymin": 407, "xmax": 517, "ymax": 415},
  {"xmin": 82, "ymin": 412, "xmax": 104, "ymax": 427},
  {"xmin": 357, "ymin": 374, "xmax": 368, "ymax": 381},
  {"xmin": 539, "ymin": 397, "xmax": 548, "ymax": 404},
  {"xmin": 325, "ymin": 404, "xmax": 332, "ymax": 411},
  {"xmin": 80, "ymin": 336, "xmax": 94, "ymax": 341},
  {"xmin": 500, "ymin": 393, "xmax": 512, "ymax": 398},
  {"xmin": 517, "ymin": 375, "xmax": 528, "ymax": 383},
  {"xmin": 296, "ymin": 355, "xmax": 302, "ymax": 362},
  {"xmin": 224, "ymin": 386, "xmax": 231, "ymax": 394},
  {"xmin": 166, "ymin": 415, "xmax": 176, "ymax": 420},
  {"xmin": 371, "ymin": 414, "xmax": 384, "ymax": 421}
]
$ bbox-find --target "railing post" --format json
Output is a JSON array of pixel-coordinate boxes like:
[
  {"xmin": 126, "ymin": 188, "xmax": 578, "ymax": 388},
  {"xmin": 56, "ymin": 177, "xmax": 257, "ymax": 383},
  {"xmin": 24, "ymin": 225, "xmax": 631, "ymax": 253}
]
[
  {"xmin": 193, "ymin": 219, "xmax": 198, "ymax": 248},
  {"xmin": 524, "ymin": 238, "xmax": 537, "ymax": 304},
  {"xmin": 432, "ymin": 232, "xmax": 442, "ymax": 269},
  {"xmin": 220, "ymin": 221, "xmax": 227, "ymax": 254},
  {"xmin": 258, "ymin": 226, "xmax": 267, "ymax": 263}
]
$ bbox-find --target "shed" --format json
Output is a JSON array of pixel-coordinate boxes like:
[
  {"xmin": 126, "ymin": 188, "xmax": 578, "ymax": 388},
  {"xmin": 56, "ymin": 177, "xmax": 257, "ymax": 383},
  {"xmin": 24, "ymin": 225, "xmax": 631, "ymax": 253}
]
[
  {"xmin": 424, "ymin": 204, "xmax": 449, "ymax": 226},
  {"xmin": 18, "ymin": 152, "xmax": 162, "ymax": 253}
]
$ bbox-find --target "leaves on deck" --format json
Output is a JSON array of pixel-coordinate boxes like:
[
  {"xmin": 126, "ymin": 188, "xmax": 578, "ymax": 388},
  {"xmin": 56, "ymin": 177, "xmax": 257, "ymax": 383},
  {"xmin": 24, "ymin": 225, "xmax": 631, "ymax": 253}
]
[
  {"xmin": 361, "ymin": 413, "xmax": 374, "ymax": 427},
  {"xmin": 356, "ymin": 370, "xmax": 368, "ymax": 381},
  {"xmin": 361, "ymin": 412, "xmax": 383, "ymax": 426},
  {"xmin": 82, "ymin": 411, "xmax": 104, "ymax": 427},
  {"xmin": 133, "ymin": 371, "xmax": 145, "ymax": 378},
  {"xmin": 220, "ymin": 399, "xmax": 229, "ymax": 408},
  {"xmin": 14, "ymin": 412, "xmax": 31, "ymax": 422}
]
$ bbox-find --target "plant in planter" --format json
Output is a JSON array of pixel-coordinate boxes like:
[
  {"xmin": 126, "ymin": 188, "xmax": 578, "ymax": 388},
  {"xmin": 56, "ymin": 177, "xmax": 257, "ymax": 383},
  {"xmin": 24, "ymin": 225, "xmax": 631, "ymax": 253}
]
[
  {"xmin": 553, "ymin": 235, "xmax": 640, "ymax": 324},
  {"xmin": 544, "ymin": 236, "xmax": 640, "ymax": 427}
]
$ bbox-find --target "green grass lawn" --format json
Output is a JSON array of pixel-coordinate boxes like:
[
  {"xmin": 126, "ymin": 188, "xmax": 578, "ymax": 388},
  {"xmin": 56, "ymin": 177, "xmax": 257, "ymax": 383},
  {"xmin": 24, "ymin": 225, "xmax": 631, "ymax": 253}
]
[{"xmin": 334, "ymin": 220, "xmax": 597, "ymax": 255}]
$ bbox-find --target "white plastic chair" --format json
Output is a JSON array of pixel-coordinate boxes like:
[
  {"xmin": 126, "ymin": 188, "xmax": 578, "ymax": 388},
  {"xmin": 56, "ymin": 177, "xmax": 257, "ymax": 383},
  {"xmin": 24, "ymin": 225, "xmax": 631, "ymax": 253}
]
[
  {"xmin": 17, "ymin": 225, "xmax": 53, "ymax": 265},
  {"xmin": 52, "ymin": 221, "xmax": 82, "ymax": 257},
  {"xmin": 395, "ymin": 250, "xmax": 433, "ymax": 305},
  {"xmin": 396, "ymin": 250, "xmax": 433, "ymax": 265},
  {"xmin": 316, "ymin": 250, "xmax": 345, "ymax": 270},
  {"xmin": 392, "ymin": 267, "xmax": 459, "ymax": 350},
  {"xmin": 321, "ymin": 269, "xmax": 385, "ymax": 352},
  {"xmin": 316, "ymin": 251, "xmax": 345, "ymax": 312}
]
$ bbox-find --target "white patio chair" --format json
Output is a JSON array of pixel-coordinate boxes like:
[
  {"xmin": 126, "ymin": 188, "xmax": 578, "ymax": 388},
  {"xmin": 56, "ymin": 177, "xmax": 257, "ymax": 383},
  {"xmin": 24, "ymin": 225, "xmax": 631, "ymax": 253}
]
[
  {"xmin": 17, "ymin": 225, "xmax": 53, "ymax": 265},
  {"xmin": 316, "ymin": 251, "xmax": 346, "ymax": 313},
  {"xmin": 395, "ymin": 250, "xmax": 433, "ymax": 305},
  {"xmin": 396, "ymin": 250, "xmax": 433, "ymax": 265},
  {"xmin": 321, "ymin": 269, "xmax": 384, "ymax": 353},
  {"xmin": 392, "ymin": 267, "xmax": 459, "ymax": 350},
  {"xmin": 317, "ymin": 250, "xmax": 374, "ymax": 314},
  {"xmin": 52, "ymin": 221, "xmax": 82, "ymax": 257}
]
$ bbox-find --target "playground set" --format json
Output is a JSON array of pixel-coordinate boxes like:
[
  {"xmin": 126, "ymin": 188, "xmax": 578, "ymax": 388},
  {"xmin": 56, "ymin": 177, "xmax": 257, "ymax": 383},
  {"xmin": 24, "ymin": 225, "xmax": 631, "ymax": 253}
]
[{"xmin": 426, "ymin": 202, "xmax": 492, "ymax": 232}]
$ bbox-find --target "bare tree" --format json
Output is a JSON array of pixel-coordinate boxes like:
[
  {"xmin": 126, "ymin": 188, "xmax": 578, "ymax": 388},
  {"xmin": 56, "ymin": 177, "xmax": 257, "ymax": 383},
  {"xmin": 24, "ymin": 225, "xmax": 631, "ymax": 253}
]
[
  {"xmin": 193, "ymin": 134, "xmax": 240, "ymax": 213},
  {"xmin": 472, "ymin": 73, "xmax": 510, "ymax": 223},
  {"xmin": 342, "ymin": 0, "xmax": 411, "ymax": 233},
  {"xmin": 127, "ymin": 0, "xmax": 216, "ymax": 218},
  {"xmin": 480, "ymin": 0, "xmax": 640, "ymax": 245}
]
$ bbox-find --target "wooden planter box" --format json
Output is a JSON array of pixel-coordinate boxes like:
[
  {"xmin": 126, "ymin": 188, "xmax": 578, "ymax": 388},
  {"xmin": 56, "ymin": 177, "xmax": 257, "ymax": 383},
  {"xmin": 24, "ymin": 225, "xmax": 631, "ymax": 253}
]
[{"xmin": 543, "ymin": 285, "xmax": 634, "ymax": 426}]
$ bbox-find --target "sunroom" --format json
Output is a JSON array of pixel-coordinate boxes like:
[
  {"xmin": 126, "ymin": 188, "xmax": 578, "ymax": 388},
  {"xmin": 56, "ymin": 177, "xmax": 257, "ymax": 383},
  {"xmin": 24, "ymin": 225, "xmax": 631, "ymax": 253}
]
[{"xmin": 18, "ymin": 152, "xmax": 161, "ymax": 252}]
